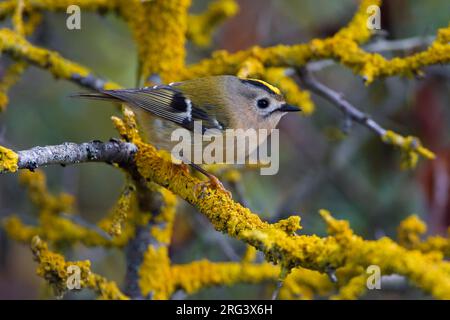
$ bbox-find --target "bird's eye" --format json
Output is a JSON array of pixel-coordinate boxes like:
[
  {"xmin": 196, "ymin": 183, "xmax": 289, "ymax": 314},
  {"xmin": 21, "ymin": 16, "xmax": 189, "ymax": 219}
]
[{"xmin": 257, "ymin": 98, "xmax": 270, "ymax": 109}]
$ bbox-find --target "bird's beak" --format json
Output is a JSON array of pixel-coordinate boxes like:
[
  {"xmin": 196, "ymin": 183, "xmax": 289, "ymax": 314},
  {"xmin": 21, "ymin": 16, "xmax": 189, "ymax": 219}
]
[{"xmin": 278, "ymin": 104, "xmax": 301, "ymax": 112}]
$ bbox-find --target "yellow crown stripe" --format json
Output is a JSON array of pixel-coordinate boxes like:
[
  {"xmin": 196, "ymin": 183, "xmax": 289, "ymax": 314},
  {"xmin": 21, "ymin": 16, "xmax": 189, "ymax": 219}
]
[{"xmin": 242, "ymin": 78, "xmax": 282, "ymax": 95}]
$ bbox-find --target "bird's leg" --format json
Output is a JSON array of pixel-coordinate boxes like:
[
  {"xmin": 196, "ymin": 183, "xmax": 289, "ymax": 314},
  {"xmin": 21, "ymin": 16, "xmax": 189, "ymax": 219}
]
[
  {"xmin": 173, "ymin": 152, "xmax": 192, "ymax": 175},
  {"xmin": 187, "ymin": 162, "xmax": 232, "ymax": 198},
  {"xmin": 177, "ymin": 162, "xmax": 190, "ymax": 174}
]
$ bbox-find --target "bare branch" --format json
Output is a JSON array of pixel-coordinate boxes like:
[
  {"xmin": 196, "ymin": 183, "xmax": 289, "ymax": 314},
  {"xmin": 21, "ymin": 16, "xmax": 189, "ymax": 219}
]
[
  {"xmin": 297, "ymin": 67, "xmax": 435, "ymax": 167},
  {"xmin": 16, "ymin": 140, "xmax": 137, "ymax": 171},
  {"xmin": 297, "ymin": 67, "xmax": 386, "ymax": 137}
]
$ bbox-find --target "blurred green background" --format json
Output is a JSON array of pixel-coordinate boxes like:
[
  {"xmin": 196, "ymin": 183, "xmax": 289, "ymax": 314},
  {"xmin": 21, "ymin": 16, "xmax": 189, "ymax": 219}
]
[{"xmin": 0, "ymin": 0, "xmax": 449, "ymax": 299}]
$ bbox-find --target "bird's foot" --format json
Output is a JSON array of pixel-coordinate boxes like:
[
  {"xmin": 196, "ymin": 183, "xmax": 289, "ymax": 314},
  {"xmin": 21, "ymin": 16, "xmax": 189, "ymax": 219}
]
[
  {"xmin": 194, "ymin": 174, "xmax": 232, "ymax": 199},
  {"xmin": 177, "ymin": 162, "xmax": 190, "ymax": 175}
]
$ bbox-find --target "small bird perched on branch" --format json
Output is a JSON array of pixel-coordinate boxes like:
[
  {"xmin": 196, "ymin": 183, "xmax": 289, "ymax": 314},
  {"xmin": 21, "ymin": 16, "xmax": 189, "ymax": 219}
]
[{"xmin": 73, "ymin": 75, "xmax": 300, "ymax": 195}]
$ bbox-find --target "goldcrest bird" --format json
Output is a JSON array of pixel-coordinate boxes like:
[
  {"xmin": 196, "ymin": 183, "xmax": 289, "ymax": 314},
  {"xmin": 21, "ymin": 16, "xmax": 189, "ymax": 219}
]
[{"xmin": 74, "ymin": 75, "xmax": 300, "ymax": 193}]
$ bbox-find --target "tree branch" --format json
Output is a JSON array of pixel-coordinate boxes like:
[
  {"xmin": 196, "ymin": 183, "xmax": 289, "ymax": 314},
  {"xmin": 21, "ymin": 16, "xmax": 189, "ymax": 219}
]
[
  {"xmin": 297, "ymin": 67, "xmax": 386, "ymax": 137},
  {"xmin": 307, "ymin": 35, "xmax": 436, "ymax": 72},
  {"xmin": 0, "ymin": 29, "xmax": 121, "ymax": 91},
  {"xmin": 16, "ymin": 140, "xmax": 137, "ymax": 171},
  {"xmin": 297, "ymin": 67, "xmax": 434, "ymax": 168}
]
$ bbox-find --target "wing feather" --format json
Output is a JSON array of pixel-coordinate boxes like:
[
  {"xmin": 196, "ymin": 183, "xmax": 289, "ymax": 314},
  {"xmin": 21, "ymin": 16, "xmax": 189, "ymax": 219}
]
[{"xmin": 72, "ymin": 86, "xmax": 225, "ymax": 133}]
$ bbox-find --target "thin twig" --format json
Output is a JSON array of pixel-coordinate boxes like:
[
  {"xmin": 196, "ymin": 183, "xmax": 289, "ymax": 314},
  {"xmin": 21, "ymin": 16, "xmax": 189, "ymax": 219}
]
[
  {"xmin": 271, "ymin": 280, "xmax": 283, "ymax": 300},
  {"xmin": 297, "ymin": 67, "xmax": 386, "ymax": 137},
  {"xmin": 60, "ymin": 212, "xmax": 112, "ymax": 241}
]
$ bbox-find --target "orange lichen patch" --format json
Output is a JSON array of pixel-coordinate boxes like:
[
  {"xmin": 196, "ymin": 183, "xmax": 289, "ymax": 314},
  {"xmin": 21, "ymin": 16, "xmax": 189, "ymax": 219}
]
[
  {"xmin": 31, "ymin": 236, "xmax": 128, "ymax": 299},
  {"xmin": 0, "ymin": 145, "xmax": 18, "ymax": 172}
]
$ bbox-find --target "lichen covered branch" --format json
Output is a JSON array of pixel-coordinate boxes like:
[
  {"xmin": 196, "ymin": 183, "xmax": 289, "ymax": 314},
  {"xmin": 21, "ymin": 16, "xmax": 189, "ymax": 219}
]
[
  {"xmin": 0, "ymin": 0, "xmax": 450, "ymax": 300},
  {"xmin": 0, "ymin": 29, "xmax": 121, "ymax": 92}
]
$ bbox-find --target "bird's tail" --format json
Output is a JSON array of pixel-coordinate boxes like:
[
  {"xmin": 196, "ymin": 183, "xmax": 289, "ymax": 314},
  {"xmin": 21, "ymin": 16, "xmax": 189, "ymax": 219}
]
[{"xmin": 69, "ymin": 91, "xmax": 122, "ymax": 102}]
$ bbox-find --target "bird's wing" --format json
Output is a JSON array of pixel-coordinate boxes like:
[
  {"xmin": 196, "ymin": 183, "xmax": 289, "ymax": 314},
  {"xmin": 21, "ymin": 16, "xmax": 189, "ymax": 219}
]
[{"xmin": 73, "ymin": 86, "xmax": 225, "ymax": 132}]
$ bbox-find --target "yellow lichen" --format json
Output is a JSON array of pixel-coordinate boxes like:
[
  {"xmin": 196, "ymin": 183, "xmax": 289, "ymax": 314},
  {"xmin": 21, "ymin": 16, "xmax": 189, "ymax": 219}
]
[
  {"xmin": 107, "ymin": 184, "xmax": 134, "ymax": 237},
  {"xmin": 149, "ymin": 187, "xmax": 177, "ymax": 245},
  {"xmin": 4, "ymin": 170, "xmax": 136, "ymax": 248},
  {"xmin": 280, "ymin": 267, "xmax": 333, "ymax": 300},
  {"xmin": 1, "ymin": 0, "xmax": 450, "ymax": 301},
  {"xmin": 0, "ymin": 29, "xmax": 121, "ymax": 90},
  {"xmin": 0, "ymin": 145, "xmax": 19, "ymax": 172},
  {"xmin": 188, "ymin": 0, "xmax": 239, "ymax": 47},
  {"xmin": 105, "ymin": 108, "xmax": 450, "ymax": 299},
  {"xmin": 241, "ymin": 245, "xmax": 257, "ymax": 263},
  {"xmin": 31, "ymin": 236, "xmax": 128, "ymax": 299},
  {"xmin": 0, "ymin": 61, "xmax": 27, "ymax": 111},
  {"xmin": 397, "ymin": 215, "xmax": 427, "ymax": 249},
  {"xmin": 12, "ymin": 0, "xmax": 25, "ymax": 35},
  {"xmin": 119, "ymin": 0, "xmax": 192, "ymax": 84},
  {"xmin": 19, "ymin": 170, "xmax": 74, "ymax": 213},
  {"xmin": 397, "ymin": 215, "xmax": 450, "ymax": 257},
  {"xmin": 138, "ymin": 246, "xmax": 172, "ymax": 299},
  {"xmin": 382, "ymin": 130, "xmax": 435, "ymax": 169},
  {"xmin": 182, "ymin": 7, "xmax": 449, "ymax": 86}
]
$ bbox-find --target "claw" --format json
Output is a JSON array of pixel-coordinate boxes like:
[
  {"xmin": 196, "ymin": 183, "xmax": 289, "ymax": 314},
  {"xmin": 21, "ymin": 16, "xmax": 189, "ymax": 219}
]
[
  {"xmin": 207, "ymin": 174, "xmax": 232, "ymax": 198},
  {"xmin": 177, "ymin": 162, "xmax": 190, "ymax": 174},
  {"xmin": 194, "ymin": 174, "xmax": 232, "ymax": 198}
]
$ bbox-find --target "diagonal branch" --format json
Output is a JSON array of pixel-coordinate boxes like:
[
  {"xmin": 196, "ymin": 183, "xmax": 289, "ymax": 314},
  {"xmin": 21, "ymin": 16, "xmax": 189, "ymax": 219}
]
[
  {"xmin": 297, "ymin": 67, "xmax": 435, "ymax": 168},
  {"xmin": 297, "ymin": 67, "xmax": 386, "ymax": 136}
]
